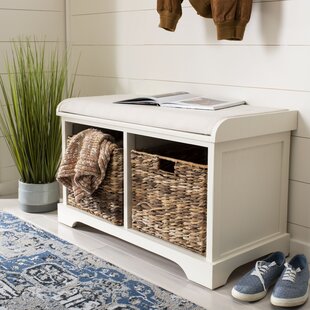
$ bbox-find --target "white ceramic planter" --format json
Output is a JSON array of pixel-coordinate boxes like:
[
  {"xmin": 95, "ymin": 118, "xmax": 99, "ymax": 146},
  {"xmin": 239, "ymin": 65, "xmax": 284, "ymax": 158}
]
[{"xmin": 18, "ymin": 181, "xmax": 59, "ymax": 213}]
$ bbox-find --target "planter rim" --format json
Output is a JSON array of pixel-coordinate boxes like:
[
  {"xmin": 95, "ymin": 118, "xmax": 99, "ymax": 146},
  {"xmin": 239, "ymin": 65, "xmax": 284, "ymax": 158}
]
[
  {"xmin": 19, "ymin": 180, "xmax": 58, "ymax": 185},
  {"xmin": 18, "ymin": 180, "xmax": 59, "ymax": 191}
]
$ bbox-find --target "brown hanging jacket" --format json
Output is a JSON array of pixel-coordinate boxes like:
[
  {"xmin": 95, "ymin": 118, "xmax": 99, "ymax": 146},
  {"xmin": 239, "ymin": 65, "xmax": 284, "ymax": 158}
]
[{"xmin": 157, "ymin": 0, "xmax": 253, "ymax": 41}]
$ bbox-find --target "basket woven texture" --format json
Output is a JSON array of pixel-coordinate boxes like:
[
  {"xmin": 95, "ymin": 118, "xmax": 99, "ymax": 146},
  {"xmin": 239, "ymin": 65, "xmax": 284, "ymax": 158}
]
[
  {"xmin": 131, "ymin": 150, "xmax": 208, "ymax": 255},
  {"xmin": 68, "ymin": 147, "xmax": 124, "ymax": 226}
]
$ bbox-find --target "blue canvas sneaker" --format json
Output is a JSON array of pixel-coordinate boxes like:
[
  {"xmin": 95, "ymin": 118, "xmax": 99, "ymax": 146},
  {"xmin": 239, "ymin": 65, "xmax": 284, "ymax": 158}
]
[
  {"xmin": 271, "ymin": 254, "xmax": 309, "ymax": 307},
  {"xmin": 231, "ymin": 252, "xmax": 285, "ymax": 302}
]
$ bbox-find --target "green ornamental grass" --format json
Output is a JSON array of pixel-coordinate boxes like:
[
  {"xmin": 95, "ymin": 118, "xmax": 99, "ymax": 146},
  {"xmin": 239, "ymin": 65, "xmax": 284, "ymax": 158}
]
[{"xmin": 0, "ymin": 39, "xmax": 75, "ymax": 184}]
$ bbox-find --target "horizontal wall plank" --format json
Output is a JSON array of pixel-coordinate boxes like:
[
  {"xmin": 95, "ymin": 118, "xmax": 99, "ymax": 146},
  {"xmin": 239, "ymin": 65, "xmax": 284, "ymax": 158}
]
[
  {"xmin": 288, "ymin": 180, "xmax": 310, "ymax": 228},
  {"xmin": 70, "ymin": 0, "xmax": 310, "ymax": 46},
  {"xmin": 0, "ymin": 179, "xmax": 18, "ymax": 195},
  {"xmin": 70, "ymin": 0, "xmax": 289, "ymax": 15},
  {"xmin": 0, "ymin": 42, "xmax": 66, "ymax": 74},
  {"xmin": 290, "ymin": 136, "xmax": 310, "ymax": 183},
  {"xmin": 70, "ymin": 0, "xmax": 153, "ymax": 15},
  {"xmin": 0, "ymin": 164, "xmax": 19, "ymax": 195},
  {"xmin": 0, "ymin": 0, "xmax": 64, "ymax": 11},
  {"xmin": 0, "ymin": 165, "xmax": 19, "ymax": 183},
  {"xmin": 70, "ymin": 10, "xmax": 160, "ymax": 46},
  {"xmin": 0, "ymin": 10, "xmax": 65, "ymax": 42},
  {"xmin": 288, "ymin": 223, "xmax": 310, "ymax": 246},
  {"xmin": 288, "ymin": 223, "xmax": 310, "ymax": 259},
  {"xmin": 72, "ymin": 45, "xmax": 310, "ymax": 92},
  {"xmin": 0, "ymin": 137, "xmax": 14, "ymax": 168},
  {"xmin": 73, "ymin": 75, "xmax": 310, "ymax": 138},
  {"xmin": 73, "ymin": 75, "xmax": 129, "ymax": 96}
]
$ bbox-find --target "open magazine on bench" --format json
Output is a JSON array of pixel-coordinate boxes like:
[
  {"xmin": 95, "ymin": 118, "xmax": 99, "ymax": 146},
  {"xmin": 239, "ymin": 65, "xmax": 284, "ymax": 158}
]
[{"xmin": 114, "ymin": 91, "xmax": 246, "ymax": 111}]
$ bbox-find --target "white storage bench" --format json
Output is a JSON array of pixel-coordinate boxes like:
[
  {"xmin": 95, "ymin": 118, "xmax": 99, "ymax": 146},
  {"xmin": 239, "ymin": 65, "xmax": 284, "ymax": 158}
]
[{"xmin": 56, "ymin": 94, "xmax": 297, "ymax": 289}]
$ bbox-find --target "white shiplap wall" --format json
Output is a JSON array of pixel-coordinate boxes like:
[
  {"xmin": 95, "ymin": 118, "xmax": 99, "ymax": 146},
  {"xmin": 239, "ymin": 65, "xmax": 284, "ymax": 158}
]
[
  {"xmin": 67, "ymin": 0, "xmax": 310, "ymax": 257},
  {"xmin": 0, "ymin": 0, "xmax": 65, "ymax": 195}
]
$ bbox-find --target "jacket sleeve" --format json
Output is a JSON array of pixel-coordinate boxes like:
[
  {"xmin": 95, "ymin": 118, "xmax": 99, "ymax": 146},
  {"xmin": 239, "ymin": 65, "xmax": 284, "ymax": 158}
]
[
  {"xmin": 189, "ymin": 0, "xmax": 212, "ymax": 18},
  {"xmin": 157, "ymin": 0, "xmax": 183, "ymax": 31},
  {"xmin": 211, "ymin": 0, "xmax": 253, "ymax": 40}
]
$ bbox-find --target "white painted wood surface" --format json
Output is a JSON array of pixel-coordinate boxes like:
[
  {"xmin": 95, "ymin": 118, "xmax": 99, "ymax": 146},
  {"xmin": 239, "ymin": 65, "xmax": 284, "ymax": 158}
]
[
  {"xmin": 57, "ymin": 97, "xmax": 296, "ymax": 288},
  {"xmin": 57, "ymin": 95, "xmax": 295, "ymax": 140},
  {"xmin": 70, "ymin": 1, "xmax": 310, "ymax": 46},
  {"xmin": 0, "ymin": 10, "xmax": 64, "ymax": 43},
  {"xmin": 71, "ymin": 45, "xmax": 310, "ymax": 92},
  {"xmin": 0, "ymin": 0, "xmax": 64, "ymax": 11},
  {"xmin": 66, "ymin": 0, "xmax": 310, "ymax": 258},
  {"xmin": 289, "ymin": 181, "xmax": 310, "ymax": 229}
]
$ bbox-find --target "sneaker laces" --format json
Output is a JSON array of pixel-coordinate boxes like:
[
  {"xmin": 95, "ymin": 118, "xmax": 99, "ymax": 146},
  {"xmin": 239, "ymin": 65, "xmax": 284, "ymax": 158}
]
[
  {"xmin": 282, "ymin": 263, "xmax": 301, "ymax": 283},
  {"xmin": 251, "ymin": 261, "xmax": 277, "ymax": 291}
]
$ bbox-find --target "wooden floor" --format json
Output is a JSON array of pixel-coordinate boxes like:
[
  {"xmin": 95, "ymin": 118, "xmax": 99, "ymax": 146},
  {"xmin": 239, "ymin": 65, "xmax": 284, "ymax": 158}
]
[{"xmin": 1, "ymin": 198, "xmax": 309, "ymax": 310}]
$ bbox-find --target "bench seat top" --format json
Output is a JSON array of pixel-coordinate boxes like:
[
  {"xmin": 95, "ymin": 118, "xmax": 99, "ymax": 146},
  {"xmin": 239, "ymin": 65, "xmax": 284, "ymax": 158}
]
[{"xmin": 57, "ymin": 95, "xmax": 293, "ymax": 138}]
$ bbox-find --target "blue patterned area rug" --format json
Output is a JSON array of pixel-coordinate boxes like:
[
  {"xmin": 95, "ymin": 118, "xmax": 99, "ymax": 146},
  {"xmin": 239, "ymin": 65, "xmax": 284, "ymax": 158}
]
[{"xmin": 0, "ymin": 212, "xmax": 204, "ymax": 309}]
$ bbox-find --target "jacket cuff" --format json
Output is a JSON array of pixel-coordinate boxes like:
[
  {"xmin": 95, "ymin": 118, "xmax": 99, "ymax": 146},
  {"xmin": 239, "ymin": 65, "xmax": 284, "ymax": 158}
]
[
  {"xmin": 216, "ymin": 21, "xmax": 247, "ymax": 41},
  {"xmin": 159, "ymin": 13, "xmax": 181, "ymax": 31}
]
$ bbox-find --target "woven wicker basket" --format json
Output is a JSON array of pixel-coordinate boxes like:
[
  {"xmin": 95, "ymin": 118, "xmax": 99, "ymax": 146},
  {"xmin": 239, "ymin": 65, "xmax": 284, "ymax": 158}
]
[
  {"xmin": 131, "ymin": 150, "xmax": 208, "ymax": 255},
  {"xmin": 67, "ymin": 145, "xmax": 124, "ymax": 226}
]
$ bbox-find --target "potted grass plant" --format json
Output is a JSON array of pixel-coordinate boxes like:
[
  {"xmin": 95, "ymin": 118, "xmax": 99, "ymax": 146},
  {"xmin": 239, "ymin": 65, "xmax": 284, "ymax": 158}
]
[{"xmin": 0, "ymin": 39, "xmax": 76, "ymax": 212}]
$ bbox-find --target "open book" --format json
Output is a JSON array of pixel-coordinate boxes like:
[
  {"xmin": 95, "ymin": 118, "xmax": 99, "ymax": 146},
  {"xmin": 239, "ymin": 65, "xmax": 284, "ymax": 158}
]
[{"xmin": 114, "ymin": 92, "xmax": 246, "ymax": 111}]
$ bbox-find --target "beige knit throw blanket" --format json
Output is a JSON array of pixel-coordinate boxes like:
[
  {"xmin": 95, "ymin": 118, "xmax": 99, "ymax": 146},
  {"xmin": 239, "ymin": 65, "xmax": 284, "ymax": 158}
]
[{"xmin": 57, "ymin": 128, "xmax": 116, "ymax": 202}]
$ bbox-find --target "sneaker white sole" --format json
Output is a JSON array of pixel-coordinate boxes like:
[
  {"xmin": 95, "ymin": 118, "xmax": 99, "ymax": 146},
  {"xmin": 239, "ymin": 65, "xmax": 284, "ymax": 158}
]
[
  {"xmin": 270, "ymin": 285, "xmax": 309, "ymax": 307},
  {"xmin": 231, "ymin": 287, "xmax": 267, "ymax": 302}
]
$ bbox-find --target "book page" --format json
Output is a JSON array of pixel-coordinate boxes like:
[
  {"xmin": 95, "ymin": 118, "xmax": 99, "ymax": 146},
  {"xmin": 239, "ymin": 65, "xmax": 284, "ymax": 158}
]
[{"xmin": 155, "ymin": 92, "xmax": 193, "ymax": 104}]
